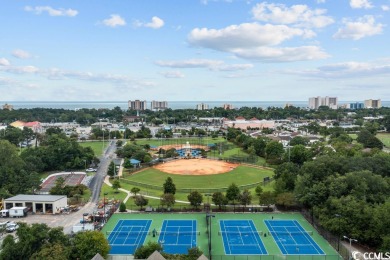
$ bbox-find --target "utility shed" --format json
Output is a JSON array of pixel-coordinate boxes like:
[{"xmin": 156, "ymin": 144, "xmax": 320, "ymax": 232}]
[{"xmin": 4, "ymin": 194, "xmax": 67, "ymax": 214}]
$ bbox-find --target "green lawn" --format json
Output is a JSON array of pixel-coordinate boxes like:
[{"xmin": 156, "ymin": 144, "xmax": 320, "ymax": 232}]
[
  {"xmin": 100, "ymin": 183, "xmax": 128, "ymax": 202},
  {"xmin": 348, "ymin": 134, "xmax": 357, "ymax": 140},
  {"xmin": 133, "ymin": 137, "xmax": 227, "ymax": 147},
  {"xmin": 377, "ymin": 133, "xmax": 390, "ymax": 148},
  {"xmin": 124, "ymin": 165, "xmax": 273, "ymax": 190},
  {"xmin": 103, "ymin": 213, "xmax": 340, "ymax": 258},
  {"xmin": 79, "ymin": 141, "xmax": 109, "ymax": 156}
]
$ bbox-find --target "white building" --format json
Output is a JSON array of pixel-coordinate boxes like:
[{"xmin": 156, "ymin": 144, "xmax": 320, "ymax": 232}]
[
  {"xmin": 151, "ymin": 100, "xmax": 168, "ymax": 110},
  {"xmin": 4, "ymin": 195, "xmax": 68, "ymax": 215},
  {"xmin": 196, "ymin": 103, "xmax": 209, "ymax": 110},
  {"xmin": 308, "ymin": 96, "xmax": 338, "ymax": 109}
]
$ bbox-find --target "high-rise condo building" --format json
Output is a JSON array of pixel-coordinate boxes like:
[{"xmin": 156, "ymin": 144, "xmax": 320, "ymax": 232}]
[
  {"xmin": 196, "ymin": 103, "xmax": 209, "ymax": 110},
  {"xmin": 364, "ymin": 99, "xmax": 382, "ymax": 109},
  {"xmin": 151, "ymin": 100, "xmax": 168, "ymax": 111},
  {"xmin": 128, "ymin": 100, "xmax": 147, "ymax": 110},
  {"xmin": 308, "ymin": 96, "xmax": 338, "ymax": 109}
]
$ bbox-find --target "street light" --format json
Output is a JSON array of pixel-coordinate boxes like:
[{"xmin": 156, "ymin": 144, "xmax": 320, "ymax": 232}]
[
  {"xmin": 335, "ymin": 214, "xmax": 342, "ymax": 251},
  {"xmin": 103, "ymin": 192, "xmax": 108, "ymax": 223},
  {"xmin": 343, "ymin": 236, "xmax": 357, "ymax": 260},
  {"xmin": 206, "ymin": 214, "xmax": 215, "ymax": 259}
]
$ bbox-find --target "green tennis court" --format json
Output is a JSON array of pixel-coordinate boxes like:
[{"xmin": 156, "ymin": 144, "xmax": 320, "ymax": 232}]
[{"xmin": 102, "ymin": 213, "xmax": 341, "ymax": 259}]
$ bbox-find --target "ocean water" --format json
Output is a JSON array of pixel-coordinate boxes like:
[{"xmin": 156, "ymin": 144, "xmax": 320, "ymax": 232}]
[{"xmin": 2, "ymin": 101, "xmax": 389, "ymax": 110}]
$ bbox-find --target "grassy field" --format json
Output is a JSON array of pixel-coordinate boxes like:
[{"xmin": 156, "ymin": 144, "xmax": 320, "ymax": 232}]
[
  {"xmin": 133, "ymin": 136, "xmax": 227, "ymax": 147},
  {"xmin": 100, "ymin": 183, "xmax": 128, "ymax": 203},
  {"xmin": 79, "ymin": 141, "xmax": 109, "ymax": 156},
  {"xmin": 377, "ymin": 133, "xmax": 390, "ymax": 148},
  {"xmin": 124, "ymin": 165, "xmax": 273, "ymax": 190},
  {"xmin": 103, "ymin": 212, "xmax": 340, "ymax": 258}
]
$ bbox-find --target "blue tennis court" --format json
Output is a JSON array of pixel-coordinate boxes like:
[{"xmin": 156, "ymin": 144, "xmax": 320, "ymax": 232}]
[
  {"xmin": 158, "ymin": 220, "xmax": 198, "ymax": 254},
  {"xmin": 108, "ymin": 219, "xmax": 152, "ymax": 255},
  {"xmin": 219, "ymin": 220, "xmax": 268, "ymax": 255},
  {"xmin": 265, "ymin": 220, "xmax": 325, "ymax": 255}
]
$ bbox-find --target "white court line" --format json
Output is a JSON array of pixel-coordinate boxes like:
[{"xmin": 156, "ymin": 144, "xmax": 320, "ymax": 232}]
[{"xmin": 292, "ymin": 220, "xmax": 324, "ymax": 255}]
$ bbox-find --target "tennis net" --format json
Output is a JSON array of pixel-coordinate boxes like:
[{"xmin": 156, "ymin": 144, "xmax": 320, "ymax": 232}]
[
  {"xmin": 268, "ymin": 231, "xmax": 313, "ymax": 236},
  {"xmin": 218, "ymin": 231, "xmax": 263, "ymax": 236},
  {"xmin": 106, "ymin": 231, "xmax": 150, "ymax": 237},
  {"xmin": 158, "ymin": 231, "xmax": 200, "ymax": 236}
]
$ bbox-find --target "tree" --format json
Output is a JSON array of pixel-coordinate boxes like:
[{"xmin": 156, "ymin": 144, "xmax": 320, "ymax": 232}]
[
  {"xmin": 212, "ymin": 192, "xmax": 228, "ymax": 210},
  {"xmin": 289, "ymin": 144, "xmax": 310, "ymax": 165},
  {"xmin": 187, "ymin": 191, "xmax": 203, "ymax": 209},
  {"xmin": 275, "ymin": 192, "xmax": 297, "ymax": 208},
  {"xmin": 112, "ymin": 179, "xmax": 121, "ymax": 193},
  {"xmin": 131, "ymin": 187, "xmax": 140, "ymax": 197},
  {"xmin": 226, "ymin": 183, "xmax": 240, "ymax": 205},
  {"xmin": 134, "ymin": 241, "xmax": 162, "ymax": 259},
  {"xmin": 163, "ymin": 177, "xmax": 176, "ymax": 194},
  {"xmin": 259, "ymin": 191, "xmax": 275, "ymax": 209},
  {"xmin": 107, "ymin": 161, "xmax": 115, "ymax": 177},
  {"xmin": 290, "ymin": 136, "xmax": 309, "ymax": 146},
  {"xmin": 119, "ymin": 202, "xmax": 127, "ymax": 212},
  {"xmin": 134, "ymin": 195, "xmax": 148, "ymax": 210},
  {"xmin": 357, "ymin": 129, "xmax": 383, "ymax": 149},
  {"xmin": 160, "ymin": 193, "xmax": 176, "ymax": 208},
  {"xmin": 31, "ymin": 243, "xmax": 70, "ymax": 260},
  {"xmin": 71, "ymin": 231, "xmax": 109, "ymax": 260},
  {"xmin": 239, "ymin": 189, "xmax": 252, "ymax": 209},
  {"xmin": 265, "ymin": 141, "xmax": 284, "ymax": 164},
  {"xmin": 255, "ymin": 185, "xmax": 263, "ymax": 198}
]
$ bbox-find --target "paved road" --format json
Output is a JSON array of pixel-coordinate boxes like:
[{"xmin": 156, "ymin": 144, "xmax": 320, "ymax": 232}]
[{"xmin": 89, "ymin": 140, "xmax": 117, "ymax": 203}]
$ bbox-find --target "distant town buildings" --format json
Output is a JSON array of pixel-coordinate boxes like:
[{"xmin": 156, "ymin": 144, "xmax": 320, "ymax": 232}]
[
  {"xmin": 223, "ymin": 104, "xmax": 234, "ymax": 110},
  {"xmin": 2, "ymin": 103, "xmax": 13, "ymax": 110},
  {"xmin": 196, "ymin": 103, "xmax": 209, "ymax": 110},
  {"xmin": 308, "ymin": 96, "xmax": 338, "ymax": 109},
  {"xmin": 223, "ymin": 117, "xmax": 275, "ymax": 130},
  {"xmin": 151, "ymin": 100, "xmax": 168, "ymax": 111},
  {"xmin": 348, "ymin": 102, "xmax": 364, "ymax": 109},
  {"xmin": 10, "ymin": 120, "xmax": 42, "ymax": 133},
  {"xmin": 128, "ymin": 100, "xmax": 147, "ymax": 111},
  {"xmin": 364, "ymin": 99, "xmax": 382, "ymax": 109}
]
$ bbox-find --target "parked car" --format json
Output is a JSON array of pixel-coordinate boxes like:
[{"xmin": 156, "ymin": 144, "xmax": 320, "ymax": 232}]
[
  {"xmin": 86, "ymin": 168, "xmax": 97, "ymax": 172},
  {"xmin": 6, "ymin": 222, "xmax": 19, "ymax": 232}
]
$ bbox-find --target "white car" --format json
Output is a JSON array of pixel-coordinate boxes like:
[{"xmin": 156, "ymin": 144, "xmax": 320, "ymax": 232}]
[
  {"xmin": 86, "ymin": 168, "xmax": 97, "ymax": 172},
  {"xmin": 6, "ymin": 223, "xmax": 18, "ymax": 232}
]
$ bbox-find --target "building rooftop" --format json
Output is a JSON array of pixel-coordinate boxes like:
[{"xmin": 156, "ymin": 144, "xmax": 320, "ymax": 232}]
[{"xmin": 5, "ymin": 194, "xmax": 66, "ymax": 202}]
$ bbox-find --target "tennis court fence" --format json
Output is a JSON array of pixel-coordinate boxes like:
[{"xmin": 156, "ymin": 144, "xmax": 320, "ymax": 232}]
[
  {"xmin": 106, "ymin": 230, "xmax": 200, "ymax": 237},
  {"xmin": 208, "ymin": 255, "xmax": 343, "ymax": 260}
]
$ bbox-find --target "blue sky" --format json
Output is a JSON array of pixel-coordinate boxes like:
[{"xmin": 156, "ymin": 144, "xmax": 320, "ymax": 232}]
[{"xmin": 0, "ymin": 0, "xmax": 389, "ymax": 102}]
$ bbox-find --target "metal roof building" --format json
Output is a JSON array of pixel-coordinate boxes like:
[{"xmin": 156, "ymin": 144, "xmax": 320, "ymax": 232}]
[{"xmin": 4, "ymin": 194, "xmax": 67, "ymax": 215}]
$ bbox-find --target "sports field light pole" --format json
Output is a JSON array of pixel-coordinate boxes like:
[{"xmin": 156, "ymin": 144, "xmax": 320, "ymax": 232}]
[
  {"xmin": 335, "ymin": 214, "xmax": 342, "ymax": 251},
  {"xmin": 103, "ymin": 192, "xmax": 108, "ymax": 223},
  {"xmin": 343, "ymin": 236, "xmax": 357, "ymax": 260},
  {"xmin": 206, "ymin": 214, "xmax": 215, "ymax": 259},
  {"xmin": 82, "ymin": 212, "xmax": 89, "ymax": 231}
]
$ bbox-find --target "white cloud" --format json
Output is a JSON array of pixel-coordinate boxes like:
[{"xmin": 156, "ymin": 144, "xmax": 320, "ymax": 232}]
[
  {"xmin": 145, "ymin": 16, "xmax": 164, "ymax": 29},
  {"xmin": 189, "ymin": 23, "xmax": 314, "ymax": 49},
  {"xmin": 317, "ymin": 0, "xmax": 326, "ymax": 3},
  {"xmin": 286, "ymin": 61, "xmax": 390, "ymax": 79},
  {"xmin": 350, "ymin": 0, "xmax": 373, "ymax": 9},
  {"xmin": 0, "ymin": 65, "xmax": 39, "ymax": 74},
  {"xmin": 381, "ymin": 5, "xmax": 390, "ymax": 11},
  {"xmin": 161, "ymin": 71, "xmax": 185, "ymax": 78},
  {"xmin": 155, "ymin": 59, "xmax": 254, "ymax": 71},
  {"xmin": 24, "ymin": 6, "xmax": 78, "ymax": 17},
  {"xmin": 333, "ymin": 16, "xmax": 383, "ymax": 40},
  {"xmin": 102, "ymin": 14, "xmax": 126, "ymax": 28},
  {"xmin": 232, "ymin": 46, "xmax": 329, "ymax": 62},
  {"xmin": 134, "ymin": 16, "xmax": 164, "ymax": 29},
  {"xmin": 12, "ymin": 49, "xmax": 32, "ymax": 59},
  {"xmin": 188, "ymin": 23, "xmax": 327, "ymax": 62},
  {"xmin": 0, "ymin": 58, "xmax": 10, "ymax": 66},
  {"xmin": 251, "ymin": 2, "xmax": 334, "ymax": 28}
]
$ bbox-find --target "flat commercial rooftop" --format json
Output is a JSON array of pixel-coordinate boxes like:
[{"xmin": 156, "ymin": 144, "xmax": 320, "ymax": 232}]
[{"xmin": 4, "ymin": 194, "xmax": 66, "ymax": 202}]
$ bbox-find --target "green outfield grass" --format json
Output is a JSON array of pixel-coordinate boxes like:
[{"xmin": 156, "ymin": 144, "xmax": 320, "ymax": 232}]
[
  {"xmin": 134, "ymin": 137, "xmax": 226, "ymax": 147},
  {"xmin": 103, "ymin": 213, "xmax": 340, "ymax": 259},
  {"xmin": 377, "ymin": 133, "xmax": 390, "ymax": 148},
  {"xmin": 79, "ymin": 141, "xmax": 109, "ymax": 156},
  {"xmin": 124, "ymin": 165, "xmax": 273, "ymax": 190}
]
